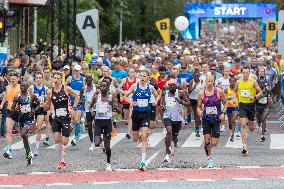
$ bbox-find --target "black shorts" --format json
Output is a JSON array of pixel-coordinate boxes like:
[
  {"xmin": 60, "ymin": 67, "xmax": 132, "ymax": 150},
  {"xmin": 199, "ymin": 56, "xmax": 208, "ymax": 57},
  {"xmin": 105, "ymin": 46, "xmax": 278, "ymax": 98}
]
[
  {"xmin": 122, "ymin": 104, "xmax": 130, "ymax": 109},
  {"xmin": 150, "ymin": 105, "xmax": 156, "ymax": 121},
  {"xmin": 202, "ymin": 119, "xmax": 220, "ymax": 138},
  {"xmin": 117, "ymin": 93, "xmax": 121, "ymax": 103},
  {"xmin": 255, "ymin": 104, "xmax": 268, "ymax": 114},
  {"xmin": 131, "ymin": 109, "xmax": 150, "ymax": 131},
  {"xmin": 239, "ymin": 103, "xmax": 255, "ymax": 121},
  {"xmin": 7, "ymin": 110, "xmax": 19, "ymax": 122},
  {"xmin": 164, "ymin": 118, "xmax": 182, "ymax": 136},
  {"xmin": 190, "ymin": 99, "xmax": 198, "ymax": 107},
  {"xmin": 35, "ymin": 107, "xmax": 47, "ymax": 117},
  {"xmin": 52, "ymin": 117, "xmax": 71, "ymax": 137},
  {"xmin": 86, "ymin": 112, "xmax": 94, "ymax": 124},
  {"xmin": 94, "ymin": 119, "xmax": 112, "ymax": 138}
]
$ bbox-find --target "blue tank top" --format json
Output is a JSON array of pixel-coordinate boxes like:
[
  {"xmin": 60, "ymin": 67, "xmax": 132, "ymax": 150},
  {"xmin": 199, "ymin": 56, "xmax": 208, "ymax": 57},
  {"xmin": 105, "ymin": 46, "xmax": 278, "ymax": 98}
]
[
  {"xmin": 132, "ymin": 83, "xmax": 151, "ymax": 111},
  {"xmin": 69, "ymin": 75, "xmax": 84, "ymax": 104},
  {"xmin": 34, "ymin": 84, "xmax": 45, "ymax": 103},
  {"xmin": 202, "ymin": 88, "xmax": 222, "ymax": 122}
]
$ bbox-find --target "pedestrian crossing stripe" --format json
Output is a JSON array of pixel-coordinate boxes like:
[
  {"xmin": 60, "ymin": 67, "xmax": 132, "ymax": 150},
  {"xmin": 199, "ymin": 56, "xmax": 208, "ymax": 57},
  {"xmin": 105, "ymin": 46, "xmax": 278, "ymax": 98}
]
[
  {"xmin": 47, "ymin": 134, "xmax": 89, "ymax": 149},
  {"xmin": 137, "ymin": 132, "xmax": 166, "ymax": 148},
  {"xmin": 181, "ymin": 132, "xmax": 204, "ymax": 148},
  {"xmin": 12, "ymin": 134, "xmax": 46, "ymax": 150},
  {"xmin": 7, "ymin": 132, "xmax": 284, "ymax": 150}
]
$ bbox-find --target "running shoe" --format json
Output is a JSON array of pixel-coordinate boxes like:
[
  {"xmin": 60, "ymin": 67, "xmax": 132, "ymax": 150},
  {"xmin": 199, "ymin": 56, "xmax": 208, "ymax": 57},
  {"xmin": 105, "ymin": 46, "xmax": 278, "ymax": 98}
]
[
  {"xmin": 3, "ymin": 149, "xmax": 12, "ymax": 159},
  {"xmin": 27, "ymin": 150, "xmax": 34, "ymax": 166},
  {"xmin": 163, "ymin": 154, "xmax": 170, "ymax": 163},
  {"xmin": 42, "ymin": 140, "xmax": 50, "ymax": 146},
  {"xmin": 106, "ymin": 163, "xmax": 112, "ymax": 171},
  {"xmin": 57, "ymin": 161, "xmax": 66, "ymax": 169},
  {"xmin": 162, "ymin": 128, "xmax": 167, "ymax": 134},
  {"xmin": 230, "ymin": 135, "xmax": 234, "ymax": 142},
  {"xmin": 34, "ymin": 147, "xmax": 39, "ymax": 157},
  {"xmin": 89, "ymin": 143, "xmax": 95, "ymax": 151},
  {"xmin": 12, "ymin": 129, "xmax": 20, "ymax": 136},
  {"xmin": 138, "ymin": 161, "xmax": 146, "ymax": 171},
  {"xmin": 195, "ymin": 131, "xmax": 200, "ymax": 137},
  {"xmin": 126, "ymin": 133, "xmax": 131, "ymax": 140},
  {"xmin": 71, "ymin": 137, "xmax": 77, "ymax": 146},
  {"xmin": 207, "ymin": 159, "xmax": 214, "ymax": 168},
  {"xmin": 220, "ymin": 125, "xmax": 225, "ymax": 132},
  {"xmin": 242, "ymin": 145, "xmax": 248, "ymax": 154},
  {"xmin": 200, "ymin": 127, "xmax": 203, "ymax": 133},
  {"xmin": 236, "ymin": 132, "xmax": 241, "ymax": 138},
  {"xmin": 260, "ymin": 135, "xmax": 265, "ymax": 142},
  {"xmin": 174, "ymin": 139, "xmax": 178, "ymax": 148}
]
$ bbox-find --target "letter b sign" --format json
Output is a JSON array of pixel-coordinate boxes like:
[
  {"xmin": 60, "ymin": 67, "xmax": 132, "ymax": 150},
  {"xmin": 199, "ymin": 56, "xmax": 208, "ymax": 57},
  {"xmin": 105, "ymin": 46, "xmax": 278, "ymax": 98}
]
[
  {"xmin": 268, "ymin": 22, "xmax": 276, "ymax": 31},
  {"xmin": 160, "ymin": 22, "xmax": 167, "ymax": 30}
]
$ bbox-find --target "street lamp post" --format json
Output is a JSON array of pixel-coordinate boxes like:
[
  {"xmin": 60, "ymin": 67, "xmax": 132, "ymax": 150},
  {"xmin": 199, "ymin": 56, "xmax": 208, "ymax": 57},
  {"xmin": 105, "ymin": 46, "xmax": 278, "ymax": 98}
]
[{"xmin": 119, "ymin": 0, "xmax": 123, "ymax": 47}]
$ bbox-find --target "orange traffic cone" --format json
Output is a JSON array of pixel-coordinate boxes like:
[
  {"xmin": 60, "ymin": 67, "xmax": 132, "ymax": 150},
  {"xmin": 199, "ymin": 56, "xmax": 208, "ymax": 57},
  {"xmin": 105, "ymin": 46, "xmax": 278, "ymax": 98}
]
[{"xmin": 112, "ymin": 126, "xmax": 117, "ymax": 137}]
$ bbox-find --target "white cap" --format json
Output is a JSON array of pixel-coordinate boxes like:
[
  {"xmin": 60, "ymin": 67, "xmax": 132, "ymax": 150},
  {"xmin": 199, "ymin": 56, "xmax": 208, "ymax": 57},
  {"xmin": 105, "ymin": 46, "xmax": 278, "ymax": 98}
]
[
  {"xmin": 271, "ymin": 52, "xmax": 276, "ymax": 57},
  {"xmin": 266, "ymin": 56, "xmax": 272, "ymax": 60},
  {"xmin": 241, "ymin": 52, "xmax": 246, "ymax": 56},
  {"xmin": 63, "ymin": 65, "xmax": 70, "ymax": 70},
  {"xmin": 139, "ymin": 65, "xmax": 147, "ymax": 71},
  {"xmin": 99, "ymin": 52, "xmax": 104, "ymax": 57},
  {"xmin": 74, "ymin": 64, "xmax": 81, "ymax": 71},
  {"xmin": 258, "ymin": 51, "xmax": 264, "ymax": 56},
  {"xmin": 97, "ymin": 57, "xmax": 103, "ymax": 63},
  {"xmin": 194, "ymin": 48, "xmax": 199, "ymax": 52}
]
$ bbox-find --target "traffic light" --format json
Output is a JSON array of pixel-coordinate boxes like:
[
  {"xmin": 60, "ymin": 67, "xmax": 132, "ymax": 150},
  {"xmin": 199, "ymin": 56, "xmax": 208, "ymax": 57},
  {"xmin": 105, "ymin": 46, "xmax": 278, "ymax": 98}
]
[{"xmin": 0, "ymin": 8, "xmax": 4, "ymax": 43}]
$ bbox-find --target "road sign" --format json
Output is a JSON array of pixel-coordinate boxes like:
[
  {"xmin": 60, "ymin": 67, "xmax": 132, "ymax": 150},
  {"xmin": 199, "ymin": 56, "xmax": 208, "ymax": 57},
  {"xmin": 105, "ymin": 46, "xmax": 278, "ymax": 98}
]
[
  {"xmin": 76, "ymin": 9, "xmax": 99, "ymax": 53},
  {"xmin": 279, "ymin": 10, "xmax": 284, "ymax": 58},
  {"xmin": 155, "ymin": 18, "xmax": 170, "ymax": 44},
  {"xmin": 265, "ymin": 20, "xmax": 278, "ymax": 47}
]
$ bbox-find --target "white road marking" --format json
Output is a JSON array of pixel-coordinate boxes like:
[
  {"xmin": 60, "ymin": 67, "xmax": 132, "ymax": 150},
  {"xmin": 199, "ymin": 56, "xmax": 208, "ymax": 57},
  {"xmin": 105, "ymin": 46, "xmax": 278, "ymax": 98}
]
[
  {"xmin": 0, "ymin": 174, "xmax": 8, "ymax": 176},
  {"xmin": 232, "ymin": 178, "xmax": 259, "ymax": 181},
  {"xmin": 0, "ymin": 185, "xmax": 23, "ymax": 188},
  {"xmin": 225, "ymin": 134, "xmax": 243, "ymax": 149},
  {"xmin": 114, "ymin": 169, "xmax": 136, "ymax": 172},
  {"xmin": 181, "ymin": 132, "xmax": 204, "ymax": 148},
  {"xmin": 137, "ymin": 133, "xmax": 166, "ymax": 148},
  {"xmin": 185, "ymin": 179, "xmax": 214, "ymax": 182},
  {"xmin": 92, "ymin": 182, "xmax": 120, "ymax": 185},
  {"xmin": 270, "ymin": 134, "xmax": 284, "ymax": 149},
  {"xmin": 73, "ymin": 170, "xmax": 97, "ymax": 173},
  {"xmin": 30, "ymin": 172, "xmax": 54, "ymax": 175},
  {"xmin": 141, "ymin": 180, "xmax": 168, "ymax": 183},
  {"xmin": 111, "ymin": 133, "xmax": 126, "ymax": 148},
  {"xmin": 47, "ymin": 134, "xmax": 88, "ymax": 149},
  {"xmin": 12, "ymin": 134, "xmax": 46, "ymax": 150},
  {"xmin": 46, "ymin": 183, "xmax": 72, "ymax": 186},
  {"xmin": 237, "ymin": 166, "xmax": 261, "ymax": 169},
  {"xmin": 145, "ymin": 149, "xmax": 162, "ymax": 166}
]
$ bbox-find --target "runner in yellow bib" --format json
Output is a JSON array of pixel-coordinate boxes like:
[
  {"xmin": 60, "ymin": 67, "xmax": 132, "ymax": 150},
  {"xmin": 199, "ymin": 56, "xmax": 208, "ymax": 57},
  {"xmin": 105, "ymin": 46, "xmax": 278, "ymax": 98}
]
[{"xmin": 236, "ymin": 65, "xmax": 262, "ymax": 155}]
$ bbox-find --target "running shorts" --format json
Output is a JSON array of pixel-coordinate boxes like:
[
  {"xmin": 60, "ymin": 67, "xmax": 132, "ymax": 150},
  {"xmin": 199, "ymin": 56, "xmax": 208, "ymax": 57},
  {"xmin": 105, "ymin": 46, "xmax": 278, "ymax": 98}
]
[
  {"xmin": 86, "ymin": 112, "xmax": 94, "ymax": 124},
  {"xmin": 164, "ymin": 118, "xmax": 182, "ymax": 136},
  {"xmin": 131, "ymin": 109, "xmax": 150, "ymax": 131},
  {"xmin": 35, "ymin": 107, "xmax": 47, "ymax": 117},
  {"xmin": 7, "ymin": 110, "xmax": 19, "ymax": 122},
  {"xmin": 226, "ymin": 107, "xmax": 239, "ymax": 114},
  {"xmin": 239, "ymin": 102, "xmax": 255, "ymax": 121},
  {"xmin": 202, "ymin": 118, "xmax": 220, "ymax": 138},
  {"xmin": 94, "ymin": 119, "xmax": 112, "ymax": 138},
  {"xmin": 150, "ymin": 104, "xmax": 156, "ymax": 121},
  {"xmin": 52, "ymin": 117, "xmax": 71, "ymax": 137}
]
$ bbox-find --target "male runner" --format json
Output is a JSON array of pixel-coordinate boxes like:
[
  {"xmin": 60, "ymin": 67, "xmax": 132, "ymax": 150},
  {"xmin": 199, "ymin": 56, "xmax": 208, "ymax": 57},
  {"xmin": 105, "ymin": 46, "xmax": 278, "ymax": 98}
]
[
  {"xmin": 45, "ymin": 71, "xmax": 79, "ymax": 169},
  {"xmin": 235, "ymin": 65, "xmax": 262, "ymax": 154},
  {"xmin": 123, "ymin": 69, "xmax": 159, "ymax": 171},
  {"xmin": 0, "ymin": 72, "xmax": 20, "ymax": 159},
  {"xmin": 160, "ymin": 78, "xmax": 189, "ymax": 163},
  {"xmin": 11, "ymin": 81, "xmax": 40, "ymax": 165},
  {"xmin": 197, "ymin": 74, "xmax": 226, "ymax": 168},
  {"xmin": 65, "ymin": 64, "xmax": 85, "ymax": 146}
]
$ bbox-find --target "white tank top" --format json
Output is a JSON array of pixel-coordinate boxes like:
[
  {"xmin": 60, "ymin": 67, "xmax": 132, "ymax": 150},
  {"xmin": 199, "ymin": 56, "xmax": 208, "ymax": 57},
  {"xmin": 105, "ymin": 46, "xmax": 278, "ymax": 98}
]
[
  {"xmin": 95, "ymin": 93, "xmax": 112, "ymax": 119},
  {"xmin": 163, "ymin": 89, "xmax": 183, "ymax": 121},
  {"xmin": 189, "ymin": 81, "xmax": 203, "ymax": 100},
  {"xmin": 84, "ymin": 84, "xmax": 96, "ymax": 112}
]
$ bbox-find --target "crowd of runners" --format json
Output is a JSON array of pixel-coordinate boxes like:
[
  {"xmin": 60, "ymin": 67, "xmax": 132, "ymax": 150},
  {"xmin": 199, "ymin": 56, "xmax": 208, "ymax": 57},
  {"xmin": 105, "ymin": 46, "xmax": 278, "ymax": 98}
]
[{"xmin": 0, "ymin": 22, "xmax": 282, "ymax": 171}]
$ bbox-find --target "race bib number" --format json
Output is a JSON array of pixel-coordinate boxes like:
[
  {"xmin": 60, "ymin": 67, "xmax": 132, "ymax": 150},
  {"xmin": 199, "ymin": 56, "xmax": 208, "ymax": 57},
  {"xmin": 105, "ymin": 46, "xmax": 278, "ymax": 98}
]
[
  {"xmin": 98, "ymin": 102, "xmax": 109, "ymax": 114},
  {"xmin": 21, "ymin": 104, "xmax": 31, "ymax": 113},
  {"xmin": 206, "ymin": 106, "xmax": 217, "ymax": 115},
  {"xmin": 86, "ymin": 93, "xmax": 93, "ymax": 102},
  {"xmin": 137, "ymin": 99, "xmax": 148, "ymax": 107},
  {"xmin": 56, "ymin": 108, "xmax": 67, "ymax": 117},
  {"xmin": 228, "ymin": 96, "xmax": 235, "ymax": 102},
  {"xmin": 240, "ymin": 90, "xmax": 250, "ymax": 98},
  {"xmin": 258, "ymin": 97, "xmax": 268, "ymax": 104},
  {"xmin": 166, "ymin": 97, "xmax": 176, "ymax": 107},
  {"xmin": 36, "ymin": 94, "xmax": 45, "ymax": 103}
]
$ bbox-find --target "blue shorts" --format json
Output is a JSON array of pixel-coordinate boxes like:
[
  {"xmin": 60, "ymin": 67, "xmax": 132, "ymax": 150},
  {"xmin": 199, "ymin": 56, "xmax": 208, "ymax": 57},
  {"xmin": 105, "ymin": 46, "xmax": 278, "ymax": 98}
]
[
  {"xmin": 226, "ymin": 107, "xmax": 239, "ymax": 114},
  {"xmin": 74, "ymin": 105, "xmax": 84, "ymax": 111}
]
